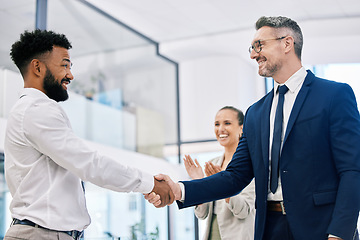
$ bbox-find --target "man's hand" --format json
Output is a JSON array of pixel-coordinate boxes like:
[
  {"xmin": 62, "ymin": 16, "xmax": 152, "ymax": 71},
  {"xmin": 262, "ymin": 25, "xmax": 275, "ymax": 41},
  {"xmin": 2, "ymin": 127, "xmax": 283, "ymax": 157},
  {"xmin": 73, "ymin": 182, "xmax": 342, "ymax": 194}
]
[
  {"xmin": 155, "ymin": 174, "xmax": 182, "ymax": 201},
  {"xmin": 183, "ymin": 154, "xmax": 204, "ymax": 179},
  {"xmin": 148, "ymin": 176, "xmax": 175, "ymax": 208},
  {"xmin": 144, "ymin": 174, "xmax": 182, "ymax": 208},
  {"xmin": 144, "ymin": 192, "xmax": 161, "ymax": 207}
]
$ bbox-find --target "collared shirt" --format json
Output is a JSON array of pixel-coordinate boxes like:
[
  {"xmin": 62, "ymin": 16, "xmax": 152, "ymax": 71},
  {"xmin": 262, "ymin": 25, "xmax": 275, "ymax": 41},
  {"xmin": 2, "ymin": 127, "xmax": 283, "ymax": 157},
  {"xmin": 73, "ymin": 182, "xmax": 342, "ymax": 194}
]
[
  {"xmin": 180, "ymin": 68, "xmax": 308, "ymax": 203},
  {"xmin": 4, "ymin": 88, "xmax": 154, "ymax": 231},
  {"xmin": 267, "ymin": 67, "xmax": 307, "ymax": 201}
]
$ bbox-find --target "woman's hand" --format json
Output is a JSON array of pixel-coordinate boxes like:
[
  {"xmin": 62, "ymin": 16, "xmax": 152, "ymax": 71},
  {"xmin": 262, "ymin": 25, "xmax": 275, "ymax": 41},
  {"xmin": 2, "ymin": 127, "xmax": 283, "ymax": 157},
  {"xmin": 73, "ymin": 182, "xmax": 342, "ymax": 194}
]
[
  {"xmin": 183, "ymin": 155, "xmax": 204, "ymax": 179},
  {"xmin": 204, "ymin": 162, "xmax": 221, "ymax": 176}
]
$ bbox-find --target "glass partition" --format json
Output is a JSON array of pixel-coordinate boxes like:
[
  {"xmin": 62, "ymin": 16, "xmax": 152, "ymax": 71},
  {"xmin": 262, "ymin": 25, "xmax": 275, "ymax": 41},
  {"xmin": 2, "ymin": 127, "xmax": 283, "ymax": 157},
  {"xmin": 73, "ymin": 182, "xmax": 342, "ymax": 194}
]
[
  {"xmin": 0, "ymin": 0, "xmax": 181, "ymax": 239},
  {"xmin": 45, "ymin": 1, "xmax": 179, "ymax": 239},
  {"xmin": 47, "ymin": 0, "xmax": 178, "ymax": 156},
  {"xmin": 0, "ymin": 0, "xmax": 179, "ymax": 159}
]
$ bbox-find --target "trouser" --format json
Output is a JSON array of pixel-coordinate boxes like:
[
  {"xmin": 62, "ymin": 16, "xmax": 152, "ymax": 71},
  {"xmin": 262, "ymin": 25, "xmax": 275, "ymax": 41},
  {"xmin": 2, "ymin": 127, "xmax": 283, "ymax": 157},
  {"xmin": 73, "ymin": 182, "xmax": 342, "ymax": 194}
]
[
  {"xmin": 263, "ymin": 210, "xmax": 294, "ymax": 240},
  {"xmin": 4, "ymin": 224, "xmax": 75, "ymax": 240},
  {"xmin": 263, "ymin": 206, "xmax": 360, "ymax": 240}
]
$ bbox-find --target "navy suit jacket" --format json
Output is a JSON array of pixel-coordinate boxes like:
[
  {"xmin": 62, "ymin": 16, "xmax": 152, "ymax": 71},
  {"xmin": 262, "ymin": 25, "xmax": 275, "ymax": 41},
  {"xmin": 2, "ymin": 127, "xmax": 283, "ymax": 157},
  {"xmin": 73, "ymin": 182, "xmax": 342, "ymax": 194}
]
[{"xmin": 178, "ymin": 70, "xmax": 360, "ymax": 240}]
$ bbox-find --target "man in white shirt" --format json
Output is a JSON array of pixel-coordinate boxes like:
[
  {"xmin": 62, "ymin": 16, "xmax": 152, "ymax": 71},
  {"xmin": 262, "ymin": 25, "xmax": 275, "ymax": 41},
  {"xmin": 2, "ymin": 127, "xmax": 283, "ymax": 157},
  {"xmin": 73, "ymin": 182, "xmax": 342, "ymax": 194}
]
[
  {"xmin": 4, "ymin": 29, "xmax": 174, "ymax": 240},
  {"xmin": 145, "ymin": 16, "xmax": 360, "ymax": 240}
]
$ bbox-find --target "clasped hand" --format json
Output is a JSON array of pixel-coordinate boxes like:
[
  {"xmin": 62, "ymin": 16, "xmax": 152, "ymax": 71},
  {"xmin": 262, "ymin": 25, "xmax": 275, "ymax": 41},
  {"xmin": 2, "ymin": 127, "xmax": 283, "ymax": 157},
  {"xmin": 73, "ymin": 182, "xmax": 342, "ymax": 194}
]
[
  {"xmin": 144, "ymin": 174, "xmax": 182, "ymax": 208},
  {"xmin": 183, "ymin": 154, "xmax": 221, "ymax": 178},
  {"xmin": 145, "ymin": 156, "xmax": 225, "ymax": 208}
]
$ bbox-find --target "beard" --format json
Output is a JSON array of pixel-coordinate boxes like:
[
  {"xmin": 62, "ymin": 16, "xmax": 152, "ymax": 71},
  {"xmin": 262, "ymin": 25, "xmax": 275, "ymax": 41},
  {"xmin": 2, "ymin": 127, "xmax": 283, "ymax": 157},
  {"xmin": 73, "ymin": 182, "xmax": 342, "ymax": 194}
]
[
  {"xmin": 258, "ymin": 57, "xmax": 281, "ymax": 78},
  {"xmin": 43, "ymin": 69, "xmax": 69, "ymax": 102}
]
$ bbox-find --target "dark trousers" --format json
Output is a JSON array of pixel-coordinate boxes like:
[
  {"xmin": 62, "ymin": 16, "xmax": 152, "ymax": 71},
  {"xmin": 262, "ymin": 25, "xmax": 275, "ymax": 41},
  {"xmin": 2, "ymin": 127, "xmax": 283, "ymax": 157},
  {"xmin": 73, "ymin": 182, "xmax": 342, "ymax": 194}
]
[
  {"xmin": 262, "ymin": 211, "xmax": 360, "ymax": 240},
  {"xmin": 263, "ymin": 211, "xmax": 294, "ymax": 240}
]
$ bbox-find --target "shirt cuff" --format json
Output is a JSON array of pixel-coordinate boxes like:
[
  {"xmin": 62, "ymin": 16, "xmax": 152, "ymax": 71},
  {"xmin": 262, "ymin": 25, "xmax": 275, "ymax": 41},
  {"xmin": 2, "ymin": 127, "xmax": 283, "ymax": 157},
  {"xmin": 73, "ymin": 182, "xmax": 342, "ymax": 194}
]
[
  {"xmin": 328, "ymin": 234, "xmax": 341, "ymax": 239},
  {"xmin": 178, "ymin": 182, "xmax": 185, "ymax": 202},
  {"xmin": 137, "ymin": 171, "xmax": 155, "ymax": 194}
]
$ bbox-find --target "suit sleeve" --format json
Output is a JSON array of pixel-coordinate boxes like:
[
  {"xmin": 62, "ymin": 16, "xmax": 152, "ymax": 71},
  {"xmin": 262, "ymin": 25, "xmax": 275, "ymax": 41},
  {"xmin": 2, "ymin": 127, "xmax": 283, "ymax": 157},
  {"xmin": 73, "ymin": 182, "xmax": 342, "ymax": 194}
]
[
  {"xmin": 327, "ymin": 83, "xmax": 360, "ymax": 239},
  {"xmin": 177, "ymin": 114, "xmax": 254, "ymax": 209}
]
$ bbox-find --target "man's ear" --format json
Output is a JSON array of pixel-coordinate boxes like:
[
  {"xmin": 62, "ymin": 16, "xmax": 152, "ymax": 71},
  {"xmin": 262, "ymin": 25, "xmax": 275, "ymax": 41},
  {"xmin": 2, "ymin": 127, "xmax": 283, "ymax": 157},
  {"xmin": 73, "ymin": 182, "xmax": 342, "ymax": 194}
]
[
  {"xmin": 284, "ymin": 36, "xmax": 295, "ymax": 54},
  {"xmin": 30, "ymin": 59, "xmax": 44, "ymax": 77}
]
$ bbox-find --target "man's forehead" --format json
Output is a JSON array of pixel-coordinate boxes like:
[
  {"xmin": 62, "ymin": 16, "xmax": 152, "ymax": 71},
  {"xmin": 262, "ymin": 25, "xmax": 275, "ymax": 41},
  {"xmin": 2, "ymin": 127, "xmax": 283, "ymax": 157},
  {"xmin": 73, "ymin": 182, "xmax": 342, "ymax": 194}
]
[
  {"xmin": 51, "ymin": 46, "xmax": 71, "ymax": 60},
  {"xmin": 252, "ymin": 26, "xmax": 275, "ymax": 42}
]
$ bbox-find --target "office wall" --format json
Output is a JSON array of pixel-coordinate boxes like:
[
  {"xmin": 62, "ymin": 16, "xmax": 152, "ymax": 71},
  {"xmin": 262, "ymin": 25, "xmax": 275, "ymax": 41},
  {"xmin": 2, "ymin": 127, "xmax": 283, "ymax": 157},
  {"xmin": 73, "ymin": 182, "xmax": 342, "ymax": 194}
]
[{"xmin": 179, "ymin": 55, "xmax": 264, "ymax": 142}]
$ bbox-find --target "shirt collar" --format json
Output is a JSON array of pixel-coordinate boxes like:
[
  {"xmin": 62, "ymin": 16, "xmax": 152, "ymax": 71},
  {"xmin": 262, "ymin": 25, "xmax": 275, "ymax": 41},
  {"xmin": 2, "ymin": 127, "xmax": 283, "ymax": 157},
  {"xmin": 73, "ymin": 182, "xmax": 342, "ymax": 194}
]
[
  {"xmin": 20, "ymin": 88, "xmax": 50, "ymax": 100},
  {"xmin": 273, "ymin": 67, "xmax": 307, "ymax": 95}
]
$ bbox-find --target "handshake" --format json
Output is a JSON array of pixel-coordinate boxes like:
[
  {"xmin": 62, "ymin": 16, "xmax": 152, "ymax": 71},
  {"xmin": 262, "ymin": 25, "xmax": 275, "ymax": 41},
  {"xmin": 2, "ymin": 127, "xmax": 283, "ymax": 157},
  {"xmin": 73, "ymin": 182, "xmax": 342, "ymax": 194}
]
[{"xmin": 145, "ymin": 174, "xmax": 182, "ymax": 208}]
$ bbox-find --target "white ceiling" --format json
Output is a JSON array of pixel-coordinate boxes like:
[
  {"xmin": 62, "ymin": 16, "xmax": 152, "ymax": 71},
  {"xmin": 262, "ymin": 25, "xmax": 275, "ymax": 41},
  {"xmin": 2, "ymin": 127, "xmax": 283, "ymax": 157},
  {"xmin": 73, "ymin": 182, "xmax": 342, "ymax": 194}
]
[
  {"xmin": 1, "ymin": 0, "xmax": 360, "ymax": 68},
  {"xmin": 86, "ymin": 0, "xmax": 360, "ymax": 65}
]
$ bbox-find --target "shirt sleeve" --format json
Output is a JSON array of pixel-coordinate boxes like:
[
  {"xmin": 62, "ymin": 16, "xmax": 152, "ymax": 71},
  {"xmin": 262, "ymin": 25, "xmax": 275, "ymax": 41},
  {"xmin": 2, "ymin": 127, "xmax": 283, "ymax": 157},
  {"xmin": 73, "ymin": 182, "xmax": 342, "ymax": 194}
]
[{"xmin": 22, "ymin": 100, "xmax": 154, "ymax": 194}]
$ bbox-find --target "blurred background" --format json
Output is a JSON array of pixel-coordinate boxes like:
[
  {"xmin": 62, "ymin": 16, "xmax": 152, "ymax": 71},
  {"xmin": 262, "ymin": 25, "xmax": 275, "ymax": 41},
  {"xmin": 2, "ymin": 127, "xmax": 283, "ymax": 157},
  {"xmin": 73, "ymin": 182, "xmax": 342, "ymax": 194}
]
[{"xmin": 0, "ymin": 0, "xmax": 359, "ymax": 239}]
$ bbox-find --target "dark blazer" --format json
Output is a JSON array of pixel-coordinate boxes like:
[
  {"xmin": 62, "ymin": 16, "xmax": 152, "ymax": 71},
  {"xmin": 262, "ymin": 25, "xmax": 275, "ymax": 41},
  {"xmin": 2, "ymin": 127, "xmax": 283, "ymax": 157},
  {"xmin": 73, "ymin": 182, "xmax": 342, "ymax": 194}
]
[{"xmin": 178, "ymin": 70, "xmax": 360, "ymax": 240}]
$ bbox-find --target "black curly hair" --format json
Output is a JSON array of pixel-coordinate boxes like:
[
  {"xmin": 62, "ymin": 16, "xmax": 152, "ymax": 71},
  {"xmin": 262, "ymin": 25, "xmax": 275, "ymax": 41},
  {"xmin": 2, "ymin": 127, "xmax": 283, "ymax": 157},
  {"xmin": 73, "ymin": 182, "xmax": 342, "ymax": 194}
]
[{"xmin": 10, "ymin": 29, "xmax": 72, "ymax": 75}]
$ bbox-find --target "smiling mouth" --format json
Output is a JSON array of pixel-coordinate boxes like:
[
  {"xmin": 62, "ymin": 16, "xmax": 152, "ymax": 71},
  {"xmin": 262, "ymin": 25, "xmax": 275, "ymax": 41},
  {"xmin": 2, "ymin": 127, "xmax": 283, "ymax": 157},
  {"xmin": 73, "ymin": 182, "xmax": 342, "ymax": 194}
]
[
  {"xmin": 257, "ymin": 58, "xmax": 266, "ymax": 67},
  {"xmin": 219, "ymin": 134, "xmax": 228, "ymax": 139},
  {"xmin": 61, "ymin": 79, "xmax": 70, "ymax": 90}
]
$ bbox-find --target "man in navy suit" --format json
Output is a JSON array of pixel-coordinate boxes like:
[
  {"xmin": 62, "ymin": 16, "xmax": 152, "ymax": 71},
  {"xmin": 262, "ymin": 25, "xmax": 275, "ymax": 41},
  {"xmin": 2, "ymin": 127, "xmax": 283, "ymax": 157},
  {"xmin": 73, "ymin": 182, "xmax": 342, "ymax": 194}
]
[{"xmin": 145, "ymin": 16, "xmax": 360, "ymax": 240}]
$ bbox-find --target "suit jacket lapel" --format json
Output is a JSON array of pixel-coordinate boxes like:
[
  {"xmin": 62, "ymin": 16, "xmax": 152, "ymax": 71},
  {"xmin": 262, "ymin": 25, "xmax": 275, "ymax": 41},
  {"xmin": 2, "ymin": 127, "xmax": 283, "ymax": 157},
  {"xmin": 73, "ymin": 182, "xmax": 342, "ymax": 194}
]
[
  {"xmin": 261, "ymin": 90, "xmax": 274, "ymax": 168},
  {"xmin": 283, "ymin": 70, "xmax": 314, "ymax": 144}
]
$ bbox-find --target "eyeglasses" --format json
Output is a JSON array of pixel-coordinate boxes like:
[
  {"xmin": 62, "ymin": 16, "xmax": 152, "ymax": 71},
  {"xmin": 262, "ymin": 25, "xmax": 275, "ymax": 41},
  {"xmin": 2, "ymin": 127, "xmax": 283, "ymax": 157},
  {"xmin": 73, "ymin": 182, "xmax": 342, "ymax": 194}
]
[{"xmin": 248, "ymin": 36, "xmax": 287, "ymax": 54}]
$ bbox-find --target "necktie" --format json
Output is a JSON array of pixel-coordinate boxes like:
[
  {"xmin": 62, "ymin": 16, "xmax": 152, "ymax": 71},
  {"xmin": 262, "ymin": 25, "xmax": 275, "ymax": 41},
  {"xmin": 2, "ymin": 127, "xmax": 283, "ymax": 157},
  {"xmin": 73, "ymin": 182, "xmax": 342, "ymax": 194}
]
[{"xmin": 270, "ymin": 85, "xmax": 289, "ymax": 194}]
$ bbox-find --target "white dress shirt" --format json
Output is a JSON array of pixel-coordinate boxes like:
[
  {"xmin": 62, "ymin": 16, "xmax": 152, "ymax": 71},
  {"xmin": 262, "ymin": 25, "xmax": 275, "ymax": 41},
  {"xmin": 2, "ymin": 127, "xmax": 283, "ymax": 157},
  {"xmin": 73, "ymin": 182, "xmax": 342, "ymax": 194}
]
[
  {"xmin": 267, "ymin": 67, "xmax": 307, "ymax": 201},
  {"xmin": 4, "ymin": 88, "xmax": 154, "ymax": 231}
]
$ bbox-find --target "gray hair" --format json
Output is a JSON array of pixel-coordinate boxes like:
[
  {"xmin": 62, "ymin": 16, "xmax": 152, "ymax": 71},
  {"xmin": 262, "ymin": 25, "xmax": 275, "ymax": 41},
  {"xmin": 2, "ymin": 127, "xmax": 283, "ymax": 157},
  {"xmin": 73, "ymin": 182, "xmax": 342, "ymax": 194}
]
[{"xmin": 255, "ymin": 16, "xmax": 303, "ymax": 60}]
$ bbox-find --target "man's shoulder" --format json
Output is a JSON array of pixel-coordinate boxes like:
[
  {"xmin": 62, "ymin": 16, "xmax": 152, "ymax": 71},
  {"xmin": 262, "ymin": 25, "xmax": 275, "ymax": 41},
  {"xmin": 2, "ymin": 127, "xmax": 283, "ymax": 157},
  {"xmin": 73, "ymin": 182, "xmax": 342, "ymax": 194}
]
[
  {"xmin": 14, "ymin": 95, "xmax": 65, "ymax": 125},
  {"xmin": 245, "ymin": 91, "xmax": 272, "ymax": 115},
  {"xmin": 307, "ymin": 72, "xmax": 348, "ymax": 89}
]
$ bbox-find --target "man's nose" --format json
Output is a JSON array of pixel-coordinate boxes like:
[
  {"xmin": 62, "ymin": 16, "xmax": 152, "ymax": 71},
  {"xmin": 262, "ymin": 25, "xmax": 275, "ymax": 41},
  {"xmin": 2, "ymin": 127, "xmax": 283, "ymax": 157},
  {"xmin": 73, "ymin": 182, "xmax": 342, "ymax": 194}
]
[
  {"xmin": 250, "ymin": 48, "xmax": 258, "ymax": 59},
  {"xmin": 66, "ymin": 69, "xmax": 74, "ymax": 80}
]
